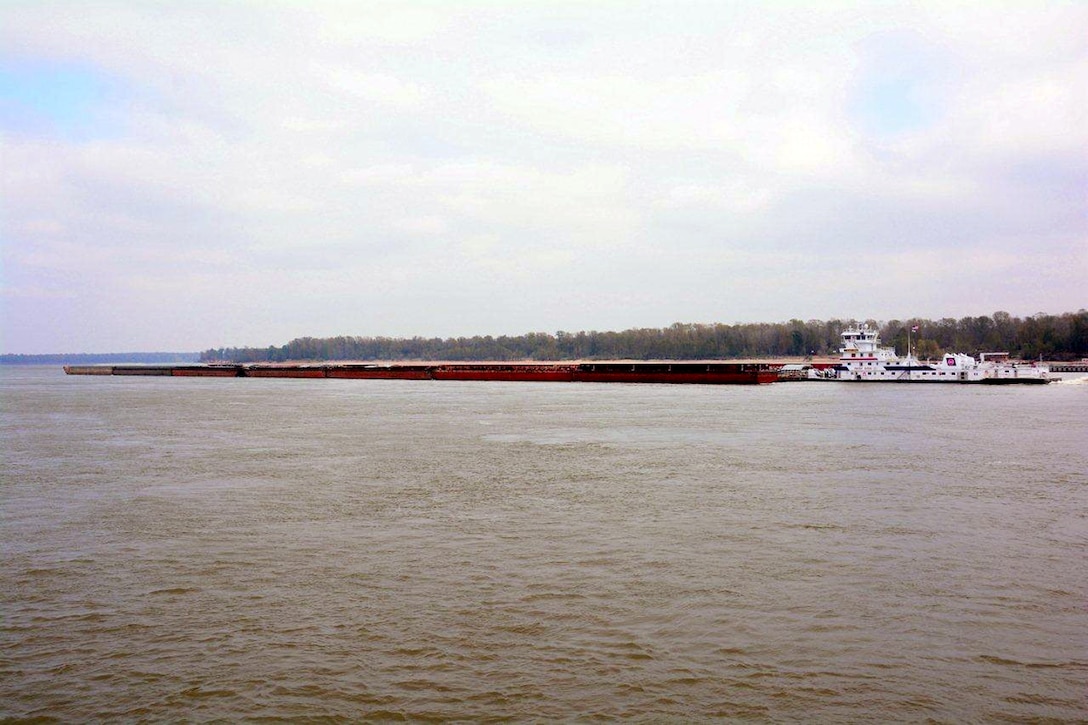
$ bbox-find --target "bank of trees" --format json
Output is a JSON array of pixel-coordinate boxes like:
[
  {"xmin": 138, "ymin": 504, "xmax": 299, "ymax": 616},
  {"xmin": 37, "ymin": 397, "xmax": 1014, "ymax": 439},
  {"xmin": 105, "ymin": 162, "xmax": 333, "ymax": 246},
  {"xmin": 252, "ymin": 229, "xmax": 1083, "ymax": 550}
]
[{"xmin": 201, "ymin": 310, "xmax": 1088, "ymax": 363}]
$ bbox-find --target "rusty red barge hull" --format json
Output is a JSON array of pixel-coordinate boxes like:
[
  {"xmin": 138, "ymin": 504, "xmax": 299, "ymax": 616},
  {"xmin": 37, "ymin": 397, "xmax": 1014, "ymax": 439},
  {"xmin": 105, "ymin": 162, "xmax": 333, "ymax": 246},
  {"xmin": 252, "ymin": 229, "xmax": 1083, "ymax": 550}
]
[{"xmin": 64, "ymin": 362, "xmax": 778, "ymax": 384}]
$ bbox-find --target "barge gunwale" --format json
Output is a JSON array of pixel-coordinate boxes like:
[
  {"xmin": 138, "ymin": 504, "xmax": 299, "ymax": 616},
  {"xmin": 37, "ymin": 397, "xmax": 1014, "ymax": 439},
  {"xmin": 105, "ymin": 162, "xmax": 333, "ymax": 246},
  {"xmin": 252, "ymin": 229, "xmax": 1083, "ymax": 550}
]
[
  {"xmin": 170, "ymin": 366, "xmax": 242, "ymax": 377},
  {"xmin": 325, "ymin": 365, "xmax": 433, "ymax": 380},
  {"xmin": 245, "ymin": 366, "xmax": 325, "ymax": 378}
]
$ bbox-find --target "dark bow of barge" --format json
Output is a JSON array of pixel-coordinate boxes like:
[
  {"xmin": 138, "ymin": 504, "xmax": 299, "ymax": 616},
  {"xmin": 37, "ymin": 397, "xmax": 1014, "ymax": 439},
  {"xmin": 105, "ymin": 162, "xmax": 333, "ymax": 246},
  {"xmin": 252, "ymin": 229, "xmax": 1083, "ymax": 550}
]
[{"xmin": 63, "ymin": 362, "xmax": 779, "ymax": 385}]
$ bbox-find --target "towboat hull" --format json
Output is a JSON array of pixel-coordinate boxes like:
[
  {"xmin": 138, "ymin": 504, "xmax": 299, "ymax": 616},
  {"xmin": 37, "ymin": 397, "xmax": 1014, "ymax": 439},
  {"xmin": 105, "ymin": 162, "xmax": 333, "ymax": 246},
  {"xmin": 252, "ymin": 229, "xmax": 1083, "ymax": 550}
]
[{"xmin": 807, "ymin": 325, "xmax": 1051, "ymax": 384}]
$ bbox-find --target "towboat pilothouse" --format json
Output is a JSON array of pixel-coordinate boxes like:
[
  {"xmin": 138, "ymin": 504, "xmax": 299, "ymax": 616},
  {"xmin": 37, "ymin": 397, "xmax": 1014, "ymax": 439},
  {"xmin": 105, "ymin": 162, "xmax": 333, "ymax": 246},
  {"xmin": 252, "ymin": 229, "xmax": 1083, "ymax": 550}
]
[{"xmin": 809, "ymin": 325, "xmax": 1051, "ymax": 384}]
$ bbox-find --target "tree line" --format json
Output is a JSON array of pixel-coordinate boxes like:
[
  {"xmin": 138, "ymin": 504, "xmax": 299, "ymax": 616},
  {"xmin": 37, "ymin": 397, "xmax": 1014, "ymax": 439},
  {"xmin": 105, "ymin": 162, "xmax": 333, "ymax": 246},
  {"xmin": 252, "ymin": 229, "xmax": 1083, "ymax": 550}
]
[{"xmin": 201, "ymin": 310, "xmax": 1088, "ymax": 363}]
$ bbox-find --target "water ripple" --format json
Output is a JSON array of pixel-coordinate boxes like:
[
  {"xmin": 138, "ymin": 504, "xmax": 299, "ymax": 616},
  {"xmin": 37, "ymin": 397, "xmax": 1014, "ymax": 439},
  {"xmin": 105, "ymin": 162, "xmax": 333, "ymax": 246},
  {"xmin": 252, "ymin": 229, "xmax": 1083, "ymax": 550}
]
[{"xmin": 2, "ymin": 369, "xmax": 1086, "ymax": 720}]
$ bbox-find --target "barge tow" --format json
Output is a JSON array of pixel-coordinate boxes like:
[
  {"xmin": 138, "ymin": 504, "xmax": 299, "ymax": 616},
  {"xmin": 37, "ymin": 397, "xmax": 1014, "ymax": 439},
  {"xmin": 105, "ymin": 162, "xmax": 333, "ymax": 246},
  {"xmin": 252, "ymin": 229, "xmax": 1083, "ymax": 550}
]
[{"xmin": 64, "ymin": 362, "xmax": 779, "ymax": 385}]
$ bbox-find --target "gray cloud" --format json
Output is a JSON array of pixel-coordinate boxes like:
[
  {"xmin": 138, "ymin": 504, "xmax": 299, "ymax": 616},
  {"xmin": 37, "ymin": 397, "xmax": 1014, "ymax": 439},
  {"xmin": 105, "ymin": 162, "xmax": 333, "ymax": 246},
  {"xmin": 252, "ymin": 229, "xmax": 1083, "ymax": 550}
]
[{"xmin": 1, "ymin": 1, "xmax": 1085, "ymax": 352}]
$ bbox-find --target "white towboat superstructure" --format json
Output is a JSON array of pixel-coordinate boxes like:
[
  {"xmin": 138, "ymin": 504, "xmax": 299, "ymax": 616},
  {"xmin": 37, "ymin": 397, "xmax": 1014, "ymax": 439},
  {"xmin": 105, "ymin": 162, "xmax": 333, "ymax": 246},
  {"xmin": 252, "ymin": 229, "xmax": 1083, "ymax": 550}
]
[{"xmin": 809, "ymin": 325, "xmax": 1051, "ymax": 384}]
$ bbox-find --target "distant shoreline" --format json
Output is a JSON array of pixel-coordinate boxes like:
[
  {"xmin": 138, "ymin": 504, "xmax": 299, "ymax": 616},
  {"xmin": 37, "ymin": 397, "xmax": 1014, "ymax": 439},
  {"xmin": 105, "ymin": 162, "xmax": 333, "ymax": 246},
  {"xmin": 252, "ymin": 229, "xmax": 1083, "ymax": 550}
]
[{"xmin": 0, "ymin": 353, "xmax": 201, "ymax": 366}]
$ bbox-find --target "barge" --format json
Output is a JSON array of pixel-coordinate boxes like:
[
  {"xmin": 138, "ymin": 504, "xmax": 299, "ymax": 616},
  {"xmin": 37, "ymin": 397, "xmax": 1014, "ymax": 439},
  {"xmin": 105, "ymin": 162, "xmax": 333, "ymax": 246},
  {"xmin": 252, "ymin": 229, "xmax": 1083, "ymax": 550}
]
[{"xmin": 64, "ymin": 362, "xmax": 779, "ymax": 385}]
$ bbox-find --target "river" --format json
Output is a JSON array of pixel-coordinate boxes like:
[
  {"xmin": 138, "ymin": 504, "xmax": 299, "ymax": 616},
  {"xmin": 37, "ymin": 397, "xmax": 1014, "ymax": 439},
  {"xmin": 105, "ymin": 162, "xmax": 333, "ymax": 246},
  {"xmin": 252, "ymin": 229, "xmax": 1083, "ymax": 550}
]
[{"xmin": 2, "ymin": 366, "xmax": 1085, "ymax": 721}]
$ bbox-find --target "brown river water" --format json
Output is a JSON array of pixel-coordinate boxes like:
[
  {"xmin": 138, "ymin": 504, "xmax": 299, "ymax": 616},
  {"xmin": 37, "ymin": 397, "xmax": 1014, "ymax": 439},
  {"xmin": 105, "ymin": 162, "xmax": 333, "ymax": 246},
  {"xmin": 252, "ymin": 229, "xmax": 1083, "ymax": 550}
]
[{"xmin": 2, "ymin": 366, "xmax": 1086, "ymax": 721}]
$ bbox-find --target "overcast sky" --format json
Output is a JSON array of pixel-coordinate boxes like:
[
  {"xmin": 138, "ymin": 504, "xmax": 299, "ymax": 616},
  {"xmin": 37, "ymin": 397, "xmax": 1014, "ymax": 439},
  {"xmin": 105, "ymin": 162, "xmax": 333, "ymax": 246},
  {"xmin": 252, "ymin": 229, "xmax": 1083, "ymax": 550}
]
[{"xmin": 1, "ymin": 1, "xmax": 1085, "ymax": 353}]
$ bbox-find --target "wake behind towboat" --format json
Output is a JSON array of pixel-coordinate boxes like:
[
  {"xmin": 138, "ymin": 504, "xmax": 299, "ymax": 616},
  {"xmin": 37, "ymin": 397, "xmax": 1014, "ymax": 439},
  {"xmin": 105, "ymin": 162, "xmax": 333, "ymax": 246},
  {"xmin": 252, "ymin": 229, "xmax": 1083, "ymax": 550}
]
[{"xmin": 809, "ymin": 325, "xmax": 1051, "ymax": 384}]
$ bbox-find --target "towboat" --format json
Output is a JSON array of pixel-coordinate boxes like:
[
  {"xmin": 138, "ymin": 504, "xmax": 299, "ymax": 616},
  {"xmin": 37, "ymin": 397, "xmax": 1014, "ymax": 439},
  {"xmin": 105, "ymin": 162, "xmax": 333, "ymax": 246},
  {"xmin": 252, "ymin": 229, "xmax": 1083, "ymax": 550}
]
[{"xmin": 809, "ymin": 325, "xmax": 1051, "ymax": 384}]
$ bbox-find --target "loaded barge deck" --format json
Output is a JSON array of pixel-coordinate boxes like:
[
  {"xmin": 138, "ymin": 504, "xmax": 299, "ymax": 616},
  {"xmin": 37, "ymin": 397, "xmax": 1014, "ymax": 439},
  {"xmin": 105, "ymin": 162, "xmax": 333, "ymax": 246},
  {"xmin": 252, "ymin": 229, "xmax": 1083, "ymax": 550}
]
[{"xmin": 63, "ymin": 362, "xmax": 779, "ymax": 385}]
